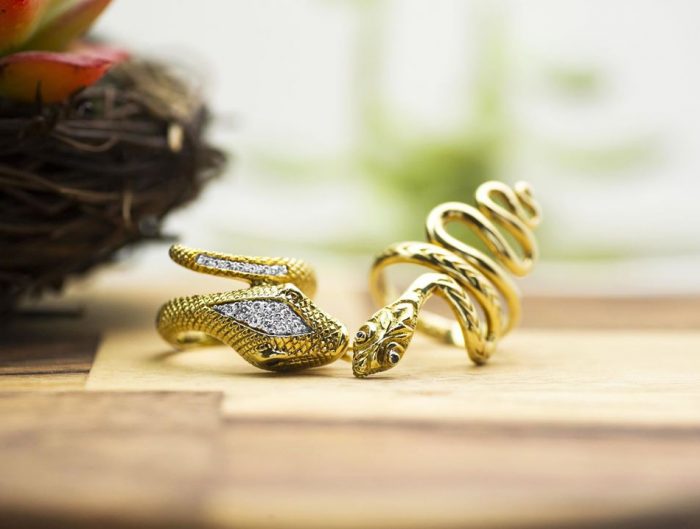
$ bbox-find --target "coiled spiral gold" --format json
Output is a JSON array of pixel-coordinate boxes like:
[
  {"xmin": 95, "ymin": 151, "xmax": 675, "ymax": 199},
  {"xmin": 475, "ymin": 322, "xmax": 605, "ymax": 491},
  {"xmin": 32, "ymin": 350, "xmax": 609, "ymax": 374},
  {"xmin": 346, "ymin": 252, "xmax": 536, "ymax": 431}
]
[{"xmin": 351, "ymin": 181, "xmax": 542, "ymax": 377}]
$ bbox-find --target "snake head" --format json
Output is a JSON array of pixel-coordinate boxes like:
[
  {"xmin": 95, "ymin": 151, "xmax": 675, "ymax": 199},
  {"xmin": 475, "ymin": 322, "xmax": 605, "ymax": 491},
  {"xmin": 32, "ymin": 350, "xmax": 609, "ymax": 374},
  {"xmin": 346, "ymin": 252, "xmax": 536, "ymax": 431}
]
[{"xmin": 352, "ymin": 300, "xmax": 418, "ymax": 377}]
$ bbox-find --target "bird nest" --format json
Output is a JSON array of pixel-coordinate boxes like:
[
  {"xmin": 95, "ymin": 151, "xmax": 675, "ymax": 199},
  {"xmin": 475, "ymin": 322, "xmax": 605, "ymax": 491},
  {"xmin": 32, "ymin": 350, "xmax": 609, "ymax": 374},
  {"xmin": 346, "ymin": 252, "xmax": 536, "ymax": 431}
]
[{"xmin": 0, "ymin": 59, "xmax": 225, "ymax": 312}]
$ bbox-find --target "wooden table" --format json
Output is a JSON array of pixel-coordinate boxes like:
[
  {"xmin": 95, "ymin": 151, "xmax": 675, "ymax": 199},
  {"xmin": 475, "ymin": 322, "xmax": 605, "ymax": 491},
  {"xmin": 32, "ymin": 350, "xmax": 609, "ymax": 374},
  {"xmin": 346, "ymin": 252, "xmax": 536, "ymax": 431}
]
[{"xmin": 1, "ymin": 266, "xmax": 700, "ymax": 529}]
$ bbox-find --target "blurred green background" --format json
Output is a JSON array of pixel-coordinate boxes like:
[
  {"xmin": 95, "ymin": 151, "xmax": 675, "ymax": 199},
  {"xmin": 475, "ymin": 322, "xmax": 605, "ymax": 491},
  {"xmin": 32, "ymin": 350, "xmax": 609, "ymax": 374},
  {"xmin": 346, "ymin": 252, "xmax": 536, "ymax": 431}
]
[{"xmin": 96, "ymin": 0, "xmax": 700, "ymax": 294}]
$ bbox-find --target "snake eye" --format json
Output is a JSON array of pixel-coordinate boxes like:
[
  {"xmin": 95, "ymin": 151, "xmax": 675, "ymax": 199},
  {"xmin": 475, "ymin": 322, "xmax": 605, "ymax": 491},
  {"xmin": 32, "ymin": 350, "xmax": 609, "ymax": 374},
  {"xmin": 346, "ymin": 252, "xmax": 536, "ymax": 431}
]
[
  {"xmin": 384, "ymin": 342, "xmax": 403, "ymax": 365},
  {"xmin": 355, "ymin": 323, "xmax": 374, "ymax": 345},
  {"xmin": 354, "ymin": 325, "xmax": 371, "ymax": 344}
]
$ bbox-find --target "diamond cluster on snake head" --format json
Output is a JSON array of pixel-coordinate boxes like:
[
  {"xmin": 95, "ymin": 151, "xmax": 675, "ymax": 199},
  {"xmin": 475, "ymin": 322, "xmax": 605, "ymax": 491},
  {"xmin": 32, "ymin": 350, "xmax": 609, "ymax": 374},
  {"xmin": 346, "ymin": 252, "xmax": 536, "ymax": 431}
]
[
  {"xmin": 196, "ymin": 254, "xmax": 288, "ymax": 276},
  {"xmin": 213, "ymin": 300, "xmax": 311, "ymax": 336}
]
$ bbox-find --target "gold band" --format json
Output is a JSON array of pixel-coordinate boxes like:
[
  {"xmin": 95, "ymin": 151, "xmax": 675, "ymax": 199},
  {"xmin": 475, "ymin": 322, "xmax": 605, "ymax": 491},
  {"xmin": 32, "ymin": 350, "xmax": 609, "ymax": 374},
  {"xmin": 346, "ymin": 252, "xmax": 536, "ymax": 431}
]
[
  {"xmin": 168, "ymin": 243, "xmax": 317, "ymax": 296},
  {"xmin": 156, "ymin": 245, "xmax": 348, "ymax": 372},
  {"xmin": 352, "ymin": 181, "xmax": 542, "ymax": 377}
]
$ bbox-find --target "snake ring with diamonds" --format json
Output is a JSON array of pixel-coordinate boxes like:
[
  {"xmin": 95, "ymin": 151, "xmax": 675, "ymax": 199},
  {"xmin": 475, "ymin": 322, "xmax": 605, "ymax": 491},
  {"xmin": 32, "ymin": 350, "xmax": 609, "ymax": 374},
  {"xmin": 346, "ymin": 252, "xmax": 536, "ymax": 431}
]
[{"xmin": 156, "ymin": 244, "xmax": 349, "ymax": 372}]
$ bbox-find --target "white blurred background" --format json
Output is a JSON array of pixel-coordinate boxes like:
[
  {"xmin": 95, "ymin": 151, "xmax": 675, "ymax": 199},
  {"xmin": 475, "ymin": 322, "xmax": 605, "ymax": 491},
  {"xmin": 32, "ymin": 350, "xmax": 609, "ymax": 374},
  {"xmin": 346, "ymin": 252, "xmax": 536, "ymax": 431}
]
[{"xmin": 95, "ymin": 0, "xmax": 700, "ymax": 295}]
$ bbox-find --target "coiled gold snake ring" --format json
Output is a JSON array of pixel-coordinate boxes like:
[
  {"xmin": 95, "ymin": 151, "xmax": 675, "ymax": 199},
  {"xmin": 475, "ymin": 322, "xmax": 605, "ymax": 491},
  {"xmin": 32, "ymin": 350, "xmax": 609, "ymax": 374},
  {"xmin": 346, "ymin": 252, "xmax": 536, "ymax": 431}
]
[
  {"xmin": 156, "ymin": 245, "xmax": 349, "ymax": 371},
  {"xmin": 351, "ymin": 181, "xmax": 541, "ymax": 377},
  {"xmin": 155, "ymin": 180, "xmax": 541, "ymax": 377}
]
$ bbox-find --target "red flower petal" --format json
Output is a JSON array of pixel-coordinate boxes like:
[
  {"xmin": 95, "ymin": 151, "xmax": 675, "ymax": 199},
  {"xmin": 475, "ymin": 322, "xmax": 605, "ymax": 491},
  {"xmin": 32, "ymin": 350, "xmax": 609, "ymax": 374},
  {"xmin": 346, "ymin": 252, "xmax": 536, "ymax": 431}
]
[
  {"xmin": 70, "ymin": 42, "xmax": 129, "ymax": 63},
  {"xmin": 0, "ymin": 50, "xmax": 113, "ymax": 102}
]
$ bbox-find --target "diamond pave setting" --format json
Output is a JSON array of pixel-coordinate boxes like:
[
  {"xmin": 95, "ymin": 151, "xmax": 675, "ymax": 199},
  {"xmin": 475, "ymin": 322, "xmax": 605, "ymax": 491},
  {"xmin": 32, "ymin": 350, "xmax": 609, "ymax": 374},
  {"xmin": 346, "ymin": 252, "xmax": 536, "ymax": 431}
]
[
  {"xmin": 213, "ymin": 300, "xmax": 312, "ymax": 336},
  {"xmin": 196, "ymin": 254, "xmax": 287, "ymax": 276}
]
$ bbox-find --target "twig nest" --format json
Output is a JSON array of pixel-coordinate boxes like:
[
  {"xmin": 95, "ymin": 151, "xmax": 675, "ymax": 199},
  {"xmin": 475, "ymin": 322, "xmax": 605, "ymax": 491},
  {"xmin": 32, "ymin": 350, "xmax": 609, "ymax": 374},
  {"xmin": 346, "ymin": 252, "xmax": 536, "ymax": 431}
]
[{"xmin": 0, "ymin": 59, "xmax": 226, "ymax": 312}]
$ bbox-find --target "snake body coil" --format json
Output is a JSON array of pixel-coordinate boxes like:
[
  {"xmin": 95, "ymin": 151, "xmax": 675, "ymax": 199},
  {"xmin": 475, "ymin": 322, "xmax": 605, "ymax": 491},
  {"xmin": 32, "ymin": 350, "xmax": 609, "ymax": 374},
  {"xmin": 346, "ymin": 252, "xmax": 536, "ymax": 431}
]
[{"xmin": 351, "ymin": 181, "xmax": 541, "ymax": 377}]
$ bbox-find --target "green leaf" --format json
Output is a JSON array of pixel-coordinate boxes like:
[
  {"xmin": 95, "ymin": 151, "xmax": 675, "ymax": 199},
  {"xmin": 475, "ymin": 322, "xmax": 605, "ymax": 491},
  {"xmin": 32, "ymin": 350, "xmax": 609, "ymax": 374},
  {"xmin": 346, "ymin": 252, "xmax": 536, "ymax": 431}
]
[
  {"xmin": 0, "ymin": 0, "xmax": 50, "ymax": 54},
  {"xmin": 22, "ymin": 0, "xmax": 111, "ymax": 51}
]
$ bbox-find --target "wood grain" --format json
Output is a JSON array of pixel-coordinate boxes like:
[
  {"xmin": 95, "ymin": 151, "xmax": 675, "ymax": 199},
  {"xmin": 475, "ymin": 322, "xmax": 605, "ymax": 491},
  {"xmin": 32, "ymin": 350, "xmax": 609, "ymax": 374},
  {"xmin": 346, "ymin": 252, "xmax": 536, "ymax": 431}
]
[
  {"xmin": 0, "ymin": 391, "xmax": 221, "ymax": 529},
  {"xmin": 86, "ymin": 327, "xmax": 700, "ymax": 426},
  {"xmin": 522, "ymin": 296, "xmax": 700, "ymax": 329},
  {"xmin": 1, "ymin": 308, "xmax": 98, "ymax": 368},
  {"xmin": 0, "ymin": 312, "xmax": 99, "ymax": 389},
  {"xmin": 77, "ymin": 283, "xmax": 700, "ymax": 527},
  {"xmin": 2, "ymin": 264, "xmax": 700, "ymax": 529},
  {"xmin": 1, "ymin": 391, "xmax": 700, "ymax": 529}
]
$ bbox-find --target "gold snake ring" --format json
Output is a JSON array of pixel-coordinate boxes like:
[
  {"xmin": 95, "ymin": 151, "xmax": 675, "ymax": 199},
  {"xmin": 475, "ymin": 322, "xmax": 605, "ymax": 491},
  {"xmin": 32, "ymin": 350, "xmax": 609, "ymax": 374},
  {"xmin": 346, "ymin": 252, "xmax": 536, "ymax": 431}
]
[
  {"xmin": 156, "ymin": 245, "xmax": 349, "ymax": 371},
  {"xmin": 351, "ymin": 180, "xmax": 542, "ymax": 377}
]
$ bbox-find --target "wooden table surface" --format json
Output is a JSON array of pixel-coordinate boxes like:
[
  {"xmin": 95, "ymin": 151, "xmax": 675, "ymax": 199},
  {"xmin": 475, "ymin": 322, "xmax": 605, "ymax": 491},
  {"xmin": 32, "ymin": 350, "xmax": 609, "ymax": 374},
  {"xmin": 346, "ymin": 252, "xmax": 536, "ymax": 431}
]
[{"xmin": 1, "ymin": 266, "xmax": 700, "ymax": 529}]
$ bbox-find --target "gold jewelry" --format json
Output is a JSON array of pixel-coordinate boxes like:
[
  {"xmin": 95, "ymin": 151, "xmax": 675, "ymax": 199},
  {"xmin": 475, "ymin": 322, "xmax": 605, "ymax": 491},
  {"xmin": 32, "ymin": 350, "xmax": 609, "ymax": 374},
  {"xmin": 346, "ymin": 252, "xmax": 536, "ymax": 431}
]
[
  {"xmin": 156, "ymin": 244, "xmax": 349, "ymax": 371},
  {"xmin": 351, "ymin": 181, "xmax": 542, "ymax": 377}
]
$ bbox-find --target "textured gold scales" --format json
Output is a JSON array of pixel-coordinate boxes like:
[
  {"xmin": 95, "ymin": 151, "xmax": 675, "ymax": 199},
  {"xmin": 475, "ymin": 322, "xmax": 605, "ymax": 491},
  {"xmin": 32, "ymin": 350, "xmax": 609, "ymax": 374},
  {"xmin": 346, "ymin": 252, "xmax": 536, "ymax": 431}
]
[
  {"xmin": 156, "ymin": 245, "xmax": 349, "ymax": 372},
  {"xmin": 352, "ymin": 181, "xmax": 542, "ymax": 377}
]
